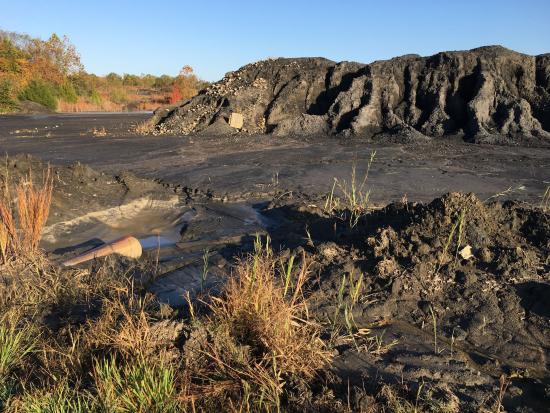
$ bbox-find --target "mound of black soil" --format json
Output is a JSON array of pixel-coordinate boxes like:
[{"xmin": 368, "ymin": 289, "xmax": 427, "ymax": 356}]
[
  {"xmin": 151, "ymin": 46, "xmax": 550, "ymax": 143},
  {"xmin": 264, "ymin": 192, "xmax": 550, "ymax": 411}
]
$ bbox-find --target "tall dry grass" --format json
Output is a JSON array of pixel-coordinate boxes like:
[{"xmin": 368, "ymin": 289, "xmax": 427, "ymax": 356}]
[
  {"xmin": 0, "ymin": 167, "xmax": 53, "ymax": 262},
  {"xmin": 0, "ymin": 201, "xmax": 17, "ymax": 263},
  {"xmin": 16, "ymin": 168, "xmax": 53, "ymax": 252}
]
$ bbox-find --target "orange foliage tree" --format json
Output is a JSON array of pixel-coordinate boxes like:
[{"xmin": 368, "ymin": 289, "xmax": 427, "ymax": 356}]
[
  {"xmin": 27, "ymin": 33, "xmax": 83, "ymax": 86},
  {"xmin": 170, "ymin": 84, "xmax": 182, "ymax": 104},
  {"xmin": 170, "ymin": 65, "xmax": 199, "ymax": 104}
]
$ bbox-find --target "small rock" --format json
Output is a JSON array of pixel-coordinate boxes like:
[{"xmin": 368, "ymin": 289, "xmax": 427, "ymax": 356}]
[{"xmin": 459, "ymin": 245, "xmax": 474, "ymax": 260}]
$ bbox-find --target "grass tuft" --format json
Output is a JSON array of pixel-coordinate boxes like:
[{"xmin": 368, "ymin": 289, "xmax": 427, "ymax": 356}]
[
  {"xmin": 11, "ymin": 384, "xmax": 94, "ymax": 413},
  {"xmin": 16, "ymin": 168, "xmax": 53, "ymax": 253},
  {"xmin": 324, "ymin": 151, "xmax": 376, "ymax": 228},
  {"xmin": 0, "ymin": 199, "xmax": 17, "ymax": 263},
  {"xmin": 181, "ymin": 237, "xmax": 332, "ymax": 410},
  {"xmin": 94, "ymin": 356, "xmax": 179, "ymax": 413},
  {"xmin": 0, "ymin": 319, "xmax": 35, "ymax": 381}
]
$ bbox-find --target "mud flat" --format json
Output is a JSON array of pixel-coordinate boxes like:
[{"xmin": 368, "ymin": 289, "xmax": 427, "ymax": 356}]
[
  {"xmin": 0, "ymin": 142, "xmax": 548, "ymax": 410},
  {"xmin": 1, "ymin": 113, "xmax": 549, "ymax": 206}
]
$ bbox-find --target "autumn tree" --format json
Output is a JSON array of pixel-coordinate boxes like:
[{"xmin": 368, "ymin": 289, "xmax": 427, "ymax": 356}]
[
  {"xmin": 27, "ymin": 34, "xmax": 83, "ymax": 85},
  {"xmin": 170, "ymin": 65, "xmax": 199, "ymax": 103}
]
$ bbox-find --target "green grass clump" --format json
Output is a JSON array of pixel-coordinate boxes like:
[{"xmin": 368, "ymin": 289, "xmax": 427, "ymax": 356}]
[
  {"xmin": 0, "ymin": 320, "xmax": 35, "ymax": 410},
  {"xmin": 13, "ymin": 384, "xmax": 93, "ymax": 413},
  {"xmin": 94, "ymin": 357, "xmax": 179, "ymax": 413}
]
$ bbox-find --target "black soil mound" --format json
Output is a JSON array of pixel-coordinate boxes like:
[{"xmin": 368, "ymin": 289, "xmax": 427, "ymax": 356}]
[
  {"xmin": 151, "ymin": 46, "xmax": 550, "ymax": 143},
  {"xmin": 264, "ymin": 192, "xmax": 550, "ymax": 411}
]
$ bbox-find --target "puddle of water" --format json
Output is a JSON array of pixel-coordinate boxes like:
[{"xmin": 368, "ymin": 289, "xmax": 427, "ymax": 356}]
[
  {"xmin": 42, "ymin": 196, "xmax": 189, "ymax": 251},
  {"xmin": 44, "ymin": 197, "xmax": 273, "ymax": 306},
  {"xmin": 43, "ymin": 197, "xmax": 270, "ymax": 257}
]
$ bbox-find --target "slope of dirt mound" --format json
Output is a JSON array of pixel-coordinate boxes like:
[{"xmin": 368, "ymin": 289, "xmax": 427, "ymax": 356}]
[
  {"xmin": 151, "ymin": 46, "xmax": 550, "ymax": 143},
  {"xmin": 0, "ymin": 154, "xmax": 176, "ymax": 226},
  {"xmin": 263, "ymin": 192, "xmax": 550, "ymax": 411}
]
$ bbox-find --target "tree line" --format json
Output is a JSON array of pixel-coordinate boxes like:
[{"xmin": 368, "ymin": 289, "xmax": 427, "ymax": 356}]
[{"xmin": 0, "ymin": 30, "xmax": 208, "ymax": 112}]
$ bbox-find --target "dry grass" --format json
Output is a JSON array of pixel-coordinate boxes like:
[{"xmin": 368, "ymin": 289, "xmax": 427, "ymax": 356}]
[
  {"xmin": 378, "ymin": 384, "xmax": 460, "ymax": 413},
  {"xmin": 180, "ymin": 238, "xmax": 332, "ymax": 410},
  {"xmin": 0, "ymin": 200, "xmax": 17, "ymax": 263},
  {"xmin": 16, "ymin": 168, "xmax": 53, "ymax": 253},
  {"xmin": 0, "ymin": 167, "xmax": 53, "ymax": 262},
  {"xmin": 133, "ymin": 118, "xmax": 156, "ymax": 135},
  {"xmin": 0, "ymin": 235, "xmax": 333, "ymax": 412},
  {"xmin": 90, "ymin": 127, "xmax": 108, "ymax": 137}
]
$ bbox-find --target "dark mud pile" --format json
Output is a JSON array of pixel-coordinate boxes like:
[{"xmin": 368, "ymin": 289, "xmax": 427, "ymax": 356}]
[
  {"xmin": 151, "ymin": 46, "xmax": 550, "ymax": 143},
  {"xmin": 264, "ymin": 192, "xmax": 550, "ymax": 411}
]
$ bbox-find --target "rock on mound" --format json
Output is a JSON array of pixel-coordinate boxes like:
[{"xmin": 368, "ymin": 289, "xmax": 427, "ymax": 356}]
[{"xmin": 151, "ymin": 46, "xmax": 550, "ymax": 142}]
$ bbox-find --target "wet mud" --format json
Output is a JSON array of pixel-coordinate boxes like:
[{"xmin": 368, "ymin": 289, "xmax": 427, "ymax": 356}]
[{"xmin": 1, "ymin": 114, "xmax": 549, "ymax": 411}]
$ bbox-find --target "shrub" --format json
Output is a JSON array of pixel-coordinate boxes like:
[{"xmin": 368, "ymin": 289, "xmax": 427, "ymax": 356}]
[
  {"xmin": 109, "ymin": 87, "xmax": 128, "ymax": 104},
  {"xmin": 169, "ymin": 84, "xmax": 182, "ymax": 104},
  {"xmin": 18, "ymin": 79, "xmax": 57, "ymax": 110},
  {"xmin": 90, "ymin": 89, "xmax": 102, "ymax": 106},
  {"xmin": 0, "ymin": 80, "xmax": 16, "ymax": 112},
  {"xmin": 56, "ymin": 81, "xmax": 78, "ymax": 103}
]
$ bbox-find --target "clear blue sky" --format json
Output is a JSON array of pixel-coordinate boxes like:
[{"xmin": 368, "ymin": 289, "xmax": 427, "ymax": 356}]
[{"xmin": 1, "ymin": 0, "xmax": 549, "ymax": 81}]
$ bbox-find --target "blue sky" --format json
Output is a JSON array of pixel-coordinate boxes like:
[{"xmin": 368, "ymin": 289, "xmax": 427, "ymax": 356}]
[{"xmin": 1, "ymin": 0, "xmax": 549, "ymax": 81}]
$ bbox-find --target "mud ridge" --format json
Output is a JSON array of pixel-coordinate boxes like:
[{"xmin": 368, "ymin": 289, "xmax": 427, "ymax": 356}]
[
  {"xmin": 151, "ymin": 46, "xmax": 550, "ymax": 143},
  {"xmin": 263, "ymin": 192, "xmax": 550, "ymax": 411}
]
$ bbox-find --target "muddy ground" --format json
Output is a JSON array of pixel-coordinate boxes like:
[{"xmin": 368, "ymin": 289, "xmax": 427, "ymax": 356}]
[
  {"xmin": 0, "ymin": 113, "xmax": 548, "ymax": 204},
  {"xmin": 1, "ymin": 113, "xmax": 549, "ymax": 411}
]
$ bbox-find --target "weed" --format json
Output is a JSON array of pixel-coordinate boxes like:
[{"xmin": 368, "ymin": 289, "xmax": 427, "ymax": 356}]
[
  {"xmin": 429, "ymin": 305, "xmax": 438, "ymax": 354},
  {"xmin": 94, "ymin": 356, "xmax": 179, "ymax": 413},
  {"xmin": 181, "ymin": 238, "xmax": 331, "ymax": 409},
  {"xmin": 15, "ymin": 168, "xmax": 54, "ymax": 252},
  {"xmin": 379, "ymin": 384, "xmax": 460, "ymax": 413},
  {"xmin": 436, "ymin": 207, "xmax": 467, "ymax": 273},
  {"xmin": 0, "ymin": 317, "xmax": 35, "ymax": 409},
  {"xmin": 11, "ymin": 383, "xmax": 94, "ymax": 413},
  {"xmin": 201, "ymin": 248, "xmax": 210, "ymax": 293},
  {"xmin": 0, "ymin": 199, "xmax": 17, "ymax": 263},
  {"xmin": 0, "ymin": 319, "xmax": 35, "ymax": 381},
  {"xmin": 334, "ymin": 273, "xmax": 347, "ymax": 323},
  {"xmin": 134, "ymin": 118, "xmax": 155, "ymax": 135},
  {"xmin": 280, "ymin": 253, "xmax": 295, "ymax": 297},
  {"xmin": 324, "ymin": 151, "xmax": 376, "ymax": 228}
]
